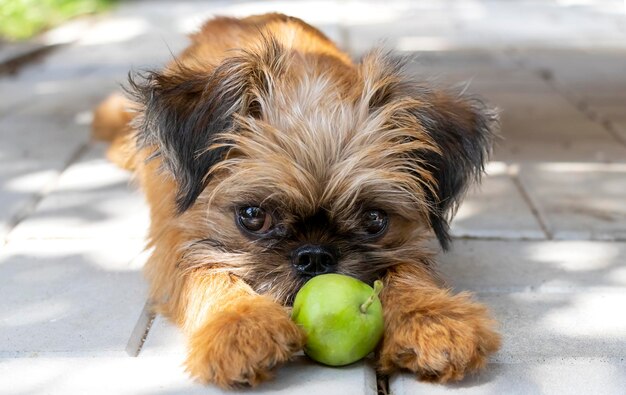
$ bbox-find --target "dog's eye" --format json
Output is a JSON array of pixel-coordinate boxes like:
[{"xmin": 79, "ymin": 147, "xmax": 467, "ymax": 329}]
[
  {"xmin": 237, "ymin": 206, "xmax": 273, "ymax": 233},
  {"xmin": 363, "ymin": 209, "xmax": 388, "ymax": 236}
]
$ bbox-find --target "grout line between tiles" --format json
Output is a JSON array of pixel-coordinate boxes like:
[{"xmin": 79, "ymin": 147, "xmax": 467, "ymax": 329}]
[
  {"xmin": 506, "ymin": 48, "xmax": 626, "ymax": 148},
  {"xmin": 453, "ymin": 234, "xmax": 544, "ymax": 242},
  {"xmin": 126, "ymin": 300, "xmax": 156, "ymax": 357},
  {"xmin": 507, "ymin": 164, "xmax": 553, "ymax": 240},
  {"xmin": 2, "ymin": 141, "xmax": 90, "ymax": 246},
  {"xmin": 376, "ymin": 373, "xmax": 390, "ymax": 395},
  {"xmin": 539, "ymin": 74, "xmax": 626, "ymax": 148}
]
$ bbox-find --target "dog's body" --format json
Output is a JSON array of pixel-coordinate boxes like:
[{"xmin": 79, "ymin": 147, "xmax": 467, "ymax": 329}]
[{"xmin": 93, "ymin": 13, "xmax": 500, "ymax": 388}]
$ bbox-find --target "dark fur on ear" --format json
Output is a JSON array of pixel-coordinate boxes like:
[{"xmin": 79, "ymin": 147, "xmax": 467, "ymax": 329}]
[
  {"xmin": 364, "ymin": 52, "xmax": 498, "ymax": 250},
  {"xmin": 127, "ymin": 38, "xmax": 285, "ymax": 212},
  {"xmin": 412, "ymin": 93, "xmax": 498, "ymax": 250}
]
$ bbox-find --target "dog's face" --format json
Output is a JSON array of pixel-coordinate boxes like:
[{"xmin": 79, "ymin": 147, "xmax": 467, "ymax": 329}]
[{"xmin": 131, "ymin": 43, "xmax": 496, "ymax": 304}]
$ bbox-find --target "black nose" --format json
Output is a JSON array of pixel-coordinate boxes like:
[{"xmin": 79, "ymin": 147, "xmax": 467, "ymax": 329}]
[{"xmin": 292, "ymin": 245, "xmax": 338, "ymax": 277}]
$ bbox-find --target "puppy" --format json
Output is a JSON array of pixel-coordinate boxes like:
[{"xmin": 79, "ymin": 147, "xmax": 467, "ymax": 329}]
[{"xmin": 93, "ymin": 13, "xmax": 501, "ymax": 388}]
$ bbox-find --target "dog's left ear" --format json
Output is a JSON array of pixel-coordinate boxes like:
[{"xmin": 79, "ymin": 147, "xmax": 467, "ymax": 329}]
[
  {"xmin": 128, "ymin": 41, "xmax": 285, "ymax": 212},
  {"xmin": 410, "ymin": 91, "xmax": 498, "ymax": 250}
]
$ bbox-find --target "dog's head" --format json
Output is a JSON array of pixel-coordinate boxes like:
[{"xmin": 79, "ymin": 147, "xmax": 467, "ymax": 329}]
[{"xmin": 130, "ymin": 42, "xmax": 497, "ymax": 304}]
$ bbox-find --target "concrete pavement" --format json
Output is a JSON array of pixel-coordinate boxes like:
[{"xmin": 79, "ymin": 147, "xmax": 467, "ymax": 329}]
[{"xmin": 1, "ymin": 1, "xmax": 625, "ymax": 394}]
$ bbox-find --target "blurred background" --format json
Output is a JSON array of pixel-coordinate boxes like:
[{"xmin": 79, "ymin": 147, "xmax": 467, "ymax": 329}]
[
  {"xmin": 2, "ymin": 0, "xmax": 626, "ymax": 162},
  {"xmin": 1, "ymin": 1, "xmax": 626, "ymax": 394}
]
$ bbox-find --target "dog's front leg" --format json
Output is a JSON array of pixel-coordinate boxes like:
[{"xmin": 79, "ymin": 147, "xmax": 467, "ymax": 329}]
[
  {"xmin": 178, "ymin": 271, "xmax": 305, "ymax": 388},
  {"xmin": 378, "ymin": 263, "xmax": 501, "ymax": 382}
]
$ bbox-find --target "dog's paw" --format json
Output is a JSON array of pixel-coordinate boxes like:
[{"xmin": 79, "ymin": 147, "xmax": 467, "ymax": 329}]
[
  {"xmin": 378, "ymin": 292, "xmax": 500, "ymax": 383},
  {"xmin": 184, "ymin": 295, "xmax": 305, "ymax": 388}
]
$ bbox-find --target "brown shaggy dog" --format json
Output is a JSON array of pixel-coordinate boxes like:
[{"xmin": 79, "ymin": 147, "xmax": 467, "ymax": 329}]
[{"xmin": 93, "ymin": 13, "xmax": 501, "ymax": 388}]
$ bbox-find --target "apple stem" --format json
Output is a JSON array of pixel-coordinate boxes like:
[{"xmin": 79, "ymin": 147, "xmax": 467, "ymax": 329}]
[{"xmin": 360, "ymin": 280, "xmax": 384, "ymax": 313}]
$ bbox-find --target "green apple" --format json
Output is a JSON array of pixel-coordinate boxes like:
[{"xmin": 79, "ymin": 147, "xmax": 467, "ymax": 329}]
[{"xmin": 291, "ymin": 273, "xmax": 384, "ymax": 366}]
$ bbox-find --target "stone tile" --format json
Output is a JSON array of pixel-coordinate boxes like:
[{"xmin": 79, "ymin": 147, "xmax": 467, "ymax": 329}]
[
  {"xmin": 437, "ymin": 239, "xmax": 626, "ymax": 375},
  {"xmin": 612, "ymin": 121, "xmax": 626, "ymax": 143},
  {"xmin": 0, "ymin": 42, "xmax": 47, "ymax": 64},
  {"xmin": 451, "ymin": 163, "xmax": 544, "ymax": 240},
  {"xmin": 346, "ymin": 1, "xmax": 626, "ymax": 55},
  {"xmin": 490, "ymin": 91, "xmax": 606, "ymax": 139},
  {"xmin": 0, "ymin": 113, "xmax": 89, "ymax": 163},
  {"xmin": 517, "ymin": 49, "xmax": 626, "ymax": 97},
  {"xmin": 11, "ymin": 77, "xmax": 121, "ymax": 121},
  {"xmin": 402, "ymin": 52, "xmax": 551, "ymax": 96},
  {"xmin": 140, "ymin": 316, "xmax": 377, "ymax": 394},
  {"xmin": 0, "ymin": 46, "xmax": 160, "ymax": 117},
  {"xmin": 403, "ymin": 50, "xmax": 508, "ymax": 75},
  {"xmin": 9, "ymin": 142, "xmax": 149, "ymax": 240},
  {"xmin": 592, "ymin": 102, "xmax": 626, "ymax": 123},
  {"xmin": 102, "ymin": 0, "xmax": 344, "ymax": 50},
  {"xmin": 140, "ymin": 315, "xmax": 184, "ymax": 357},
  {"xmin": 495, "ymin": 138, "xmax": 626, "ymax": 163},
  {"xmin": 0, "ymin": 352, "xmax": 377, "ymax": 395},
  {"xmin": 488, "ymin": 91, "xmax": 626, "ymax": 162},
  {"xmin": 0, "ymin": 239, "xmax": 146, "ymax": 355},
  {"xmin": 0, "ymin": 116, "xmax": 89, "ymax": 241},
  {"xmin": 0, "ymin": 164, "xmax": 57, "ymax": 242},
  {"xmin": 517, "ymin": 163, "xmax": 626, "ymax": 240},
  {"xmin": 440, "ymin": 240, "xmax": 626, "ymax": 293},
  {"xmin": 0, "ymin": 355, "xmax": 210, "ymax": 395},
  {"xmin": 459, "ymin": 73, "xmax": 553, "ymax": 97},
  {"xmin": 391, "ymin": 360, "xmax": 626, "ymax": 395},
  {"xmin": 483, "ymin": 291, "xmax": 626, "ymax": 360}
]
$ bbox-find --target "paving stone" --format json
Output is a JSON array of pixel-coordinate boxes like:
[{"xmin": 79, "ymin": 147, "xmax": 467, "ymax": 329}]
[
  {"xmin": 0, "ymin": 113, "xmax": 89, "ymax": 163},
  {"xmin": 458, "ymin": 73, "xmax": 553, "ymax": 96},
  {"xmin": 517, "ymin": 163, "xmax": 626, "ymax": 240},
  {"xmin": 440, "ymin": 240, "xmax": 626, "ymax": 293},
  {"xmin": 0, "ymin": 116, "xmax": 89, "ymax": 241},
  {"xmin": 402, "ymin": 52, "xmax": 552, "ymax": 97},
  {"xmin": 404, "ymin": 50, "xmax": 516, "ymax": 74},
  {"xmin": 484, "ymin": 291, "xmax": 626, "ymax": 360},
  {"xmin": 347, "ymin": 1, "xmax": 626, "ymax": 55},
  {"xmin": 440, "ymin": 239, "xmax": 626, "ymax": 359},
  {"xmin": 140, "ymin": 315, "xmax": 184, "ymax": 357},
  {"xmin": 0, "ymin": 352, "xmax": 377, "ymax": 395},
  {"xmin": 0, "ymin": 42, "xmax": 172, "ymax": 117},
  {"xmin": 9, "ymin": 142, "xmax": 149, "ymax": 240},
  {"xmin": 11, "ymin": 77, "xmax": 121, "ymax": 120},
  {"xmin": 3, "ymin": 1, "xmax": 626, "ymax": 394},
  {"xmin": 496, "ymin": 138, "xmax": 626, "ymax": 163},
  {"xmin": 490, "ymin": 91, "xmax": 607, "ymax": 140},
  {"xmin": 0, "ymin": 239, "xmax": 146, "ymax": 355},
  {"xmin": 0, "ymin": 355, "xmax": 216, "ymax": 395},
  {"xmin": 487, "ymin": 91, "xmax": 626, "ymax": 162},
  {"xmin": 517, "ymin": 49, "xmax": 626, "ymax": 96},
  {"xmin": 0, "ymin": 163, "xmax": 57, "ymax": 242},
  {"xmin": 451, "ymin": 162, "xmax": 544, "ymax": 240},
  {"xmin": 592, "ymin": 102, "xmax": 626, "ymax": 123},
  {"xmin": 0, "ymin": 41, "xmax": 48, "ymax": 64},
  {"xmin": 612, "ymin": 120, "xmax": 626, "ymax": 143},
  {"xmin": 104, "ymin": 0, "xmax": 344, "ymax": 49},
  {"xmin": 391, "ymin": 360, "xmax": 626, "ymax": 395},
  {"xmin": 139, "ymin": 316, "xmax": 377, "ymax": 394}
]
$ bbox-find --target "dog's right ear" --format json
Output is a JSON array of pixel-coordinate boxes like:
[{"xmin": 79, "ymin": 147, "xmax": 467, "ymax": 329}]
[
  {"xmin": 128, "ymin": 42, "xmax": 284, "ymax": 212},
  {"xmin": 360, "ymin": 51, "xmax": 498, "ymax": 250}
]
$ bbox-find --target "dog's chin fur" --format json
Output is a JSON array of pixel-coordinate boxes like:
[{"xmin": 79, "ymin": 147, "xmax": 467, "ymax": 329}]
[{"xmin": 93, "ymin": 13, "xmax": 500, "ymax": 388}]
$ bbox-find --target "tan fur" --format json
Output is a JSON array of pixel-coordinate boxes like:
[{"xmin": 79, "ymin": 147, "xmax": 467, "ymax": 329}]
[
  {"xmin": 92, "ymin": 93, "xmax": 138, "ymax": 170},
  {"xmin": 183, "ymin": 275, "xmax": 305, "ymax": 388},
  {"xmin": 93, "ymin": 13, "xmax": 500, "ymax": 388},
  {"xmin": 379, "ymin": 263, "xmax": 501, "ymax": 382}
]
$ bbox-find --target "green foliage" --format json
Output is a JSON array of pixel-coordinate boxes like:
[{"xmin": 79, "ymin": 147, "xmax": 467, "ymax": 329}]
[{"xmin": 0, "ymin": 0, "xmax": 116, "ymax": 40}]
